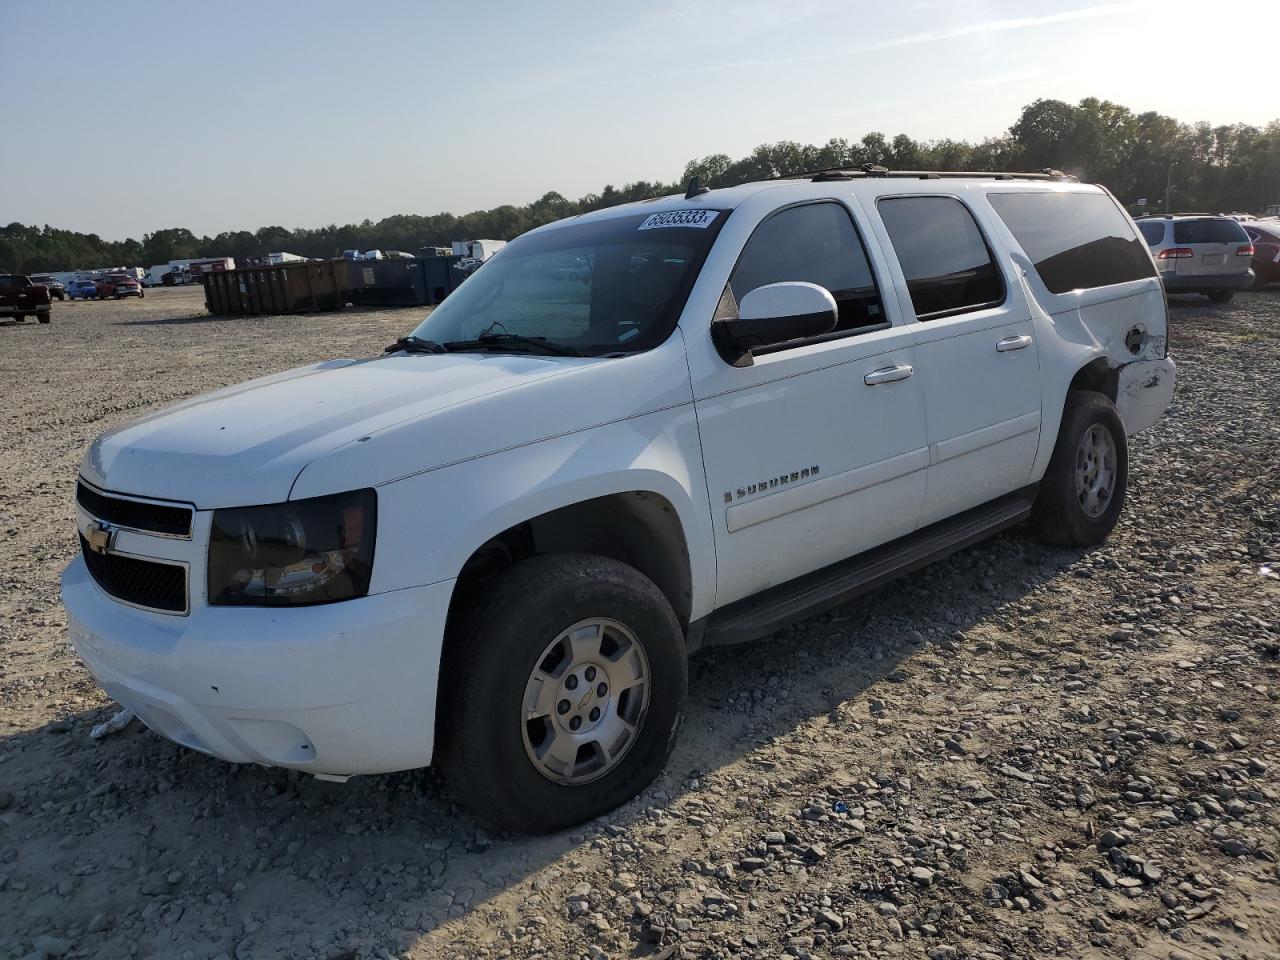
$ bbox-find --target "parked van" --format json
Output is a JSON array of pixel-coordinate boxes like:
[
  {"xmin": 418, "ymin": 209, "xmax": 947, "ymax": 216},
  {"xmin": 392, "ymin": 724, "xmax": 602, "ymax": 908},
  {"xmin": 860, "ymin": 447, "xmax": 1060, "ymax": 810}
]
[
  {"xmin": 1136, "ymin": 215, "xmax": 1255, "ymax": 301},
  {"xmin": 64, "ymin": 171, "xmax": 1175, "ymax": 832}
]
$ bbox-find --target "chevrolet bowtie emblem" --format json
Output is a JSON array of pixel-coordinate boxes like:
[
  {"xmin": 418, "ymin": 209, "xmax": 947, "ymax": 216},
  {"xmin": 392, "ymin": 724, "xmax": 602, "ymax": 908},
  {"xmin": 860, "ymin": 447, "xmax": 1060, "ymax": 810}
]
[{"xmin": 86, "ymin": 520, "xmax": 116, "ymax": 555}]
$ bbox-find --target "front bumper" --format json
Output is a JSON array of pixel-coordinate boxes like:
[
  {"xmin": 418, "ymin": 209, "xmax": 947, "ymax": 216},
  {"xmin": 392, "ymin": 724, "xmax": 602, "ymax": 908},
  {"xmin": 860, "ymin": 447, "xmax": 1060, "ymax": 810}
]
[
  {"xmin": 63, "ymin": 555, "xmax": 455, "ymax": 776},
  {"xmin": 1160, "ymin": 270, "xmax": 1254, "ymax": 292}
]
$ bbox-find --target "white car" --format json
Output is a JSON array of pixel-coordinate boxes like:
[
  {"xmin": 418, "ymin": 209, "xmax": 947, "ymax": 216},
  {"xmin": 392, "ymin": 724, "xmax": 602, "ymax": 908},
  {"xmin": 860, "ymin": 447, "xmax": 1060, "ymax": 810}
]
[{"xmin": 63, "ymin": 171, "xmax": 1176, "ymax": 833}]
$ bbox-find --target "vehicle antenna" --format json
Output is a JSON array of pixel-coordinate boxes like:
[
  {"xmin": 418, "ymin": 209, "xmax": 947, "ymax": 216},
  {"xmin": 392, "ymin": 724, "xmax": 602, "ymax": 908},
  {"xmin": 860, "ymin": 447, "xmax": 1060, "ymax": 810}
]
[{"xmin": 685, "ymin": 177, "xmax": 710, "ymax": 199}]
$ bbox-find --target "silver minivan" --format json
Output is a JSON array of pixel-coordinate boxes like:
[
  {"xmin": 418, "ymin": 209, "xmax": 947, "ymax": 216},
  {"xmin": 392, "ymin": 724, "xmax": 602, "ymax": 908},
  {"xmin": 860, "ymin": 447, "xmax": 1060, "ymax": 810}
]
[{"xmin": 1137, "ymin": 215, "xmax": 1255, "ymax": 302}]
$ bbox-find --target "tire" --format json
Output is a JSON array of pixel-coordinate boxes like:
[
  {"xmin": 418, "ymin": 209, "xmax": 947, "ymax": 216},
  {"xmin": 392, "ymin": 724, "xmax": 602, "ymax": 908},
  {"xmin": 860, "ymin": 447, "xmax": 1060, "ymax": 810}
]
[
  {"xmin": 1030, "ymin": 390, "xmax": 1128, "ymax": 547},
  {"xmin": 1208, "ymin": 289, "xmax": 1234, "ymax": 303},
  {"xmin": 37, "ymin": 312, "xmax": 50, "ymax": 324},
  {"xmin": 437, "ymin": 553, "xmax": 687, "ymax": 834}
]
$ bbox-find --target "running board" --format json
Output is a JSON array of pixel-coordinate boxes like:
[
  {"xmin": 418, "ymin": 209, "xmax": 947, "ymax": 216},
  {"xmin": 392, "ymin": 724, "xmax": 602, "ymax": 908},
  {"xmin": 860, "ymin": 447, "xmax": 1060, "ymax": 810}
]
[{"xmin": 698, "ymin": 486, "xmax": 1037, "ymax": 649}]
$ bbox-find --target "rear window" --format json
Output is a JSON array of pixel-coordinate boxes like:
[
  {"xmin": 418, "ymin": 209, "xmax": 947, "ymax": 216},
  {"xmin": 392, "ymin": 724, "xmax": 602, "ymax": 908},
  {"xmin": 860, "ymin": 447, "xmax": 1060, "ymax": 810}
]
[
  {"xmin": 1138, "ymin": 221, "xmax": 1166, "ymax": 245},
  {"xmin": 0, "ymin": 276, "xmax": 30, "ymax": 290},
  {"xmin": 1173, "ymin": 219, "xmax": 1250, "ymax": 244},
  {"xmin": 877, "ymin": 196, "xmax": 1004, "ymax": 319},
  {"xmin": 987, "ymin": 192, "xmax": 1156, "ymax": 294}
]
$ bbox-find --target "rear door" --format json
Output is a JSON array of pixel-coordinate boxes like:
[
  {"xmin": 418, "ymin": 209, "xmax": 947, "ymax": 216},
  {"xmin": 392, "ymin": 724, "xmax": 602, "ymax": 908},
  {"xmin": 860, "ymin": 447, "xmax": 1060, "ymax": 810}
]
[
  {"xmin": 872, "ymin": 193, "xmax": 1042, "ymax": 528},
  {"xmin": 1174, "ymin": 218, "xmax": 1250, "ymax": 277}
]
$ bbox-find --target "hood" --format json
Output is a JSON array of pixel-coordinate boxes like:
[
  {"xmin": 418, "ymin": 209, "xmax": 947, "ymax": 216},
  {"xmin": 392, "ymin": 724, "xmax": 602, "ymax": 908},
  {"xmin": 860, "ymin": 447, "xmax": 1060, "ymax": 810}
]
[{"xmin": 80, "ymin": 353, "xmax": 584, "ymax": 508}]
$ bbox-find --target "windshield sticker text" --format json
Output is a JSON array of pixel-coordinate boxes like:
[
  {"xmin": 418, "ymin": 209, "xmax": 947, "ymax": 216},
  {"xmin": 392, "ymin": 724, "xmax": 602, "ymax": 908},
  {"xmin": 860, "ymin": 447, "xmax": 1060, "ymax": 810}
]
[{"xmin": 638, "ymin": 210, "xmax": 719, "ymax": 230}]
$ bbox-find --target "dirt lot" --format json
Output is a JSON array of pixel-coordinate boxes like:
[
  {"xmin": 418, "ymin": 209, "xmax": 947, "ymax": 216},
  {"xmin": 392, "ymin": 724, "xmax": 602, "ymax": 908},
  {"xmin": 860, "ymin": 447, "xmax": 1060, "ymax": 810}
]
[{"xmin": 1, "ymin": 286, "xmax": 1277, "ymax": 960}]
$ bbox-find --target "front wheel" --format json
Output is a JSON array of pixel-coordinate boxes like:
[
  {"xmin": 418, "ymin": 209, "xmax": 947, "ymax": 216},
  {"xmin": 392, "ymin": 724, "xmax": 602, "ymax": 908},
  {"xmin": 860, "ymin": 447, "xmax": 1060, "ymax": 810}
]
[
  {"xmin": 37, "ymin": 312, "xmax": 50, "ymax": 324},
  {"xmin": 1208, "ymin": 289, "xmax": 1234, "ymax": 303},
  {"xmin": 437, "ymin": 554, "xmax": 687, "ymax": 834},
  {"xmin": 1030, "ymin": 391, "xmax": 1128, "ymax": 547}
]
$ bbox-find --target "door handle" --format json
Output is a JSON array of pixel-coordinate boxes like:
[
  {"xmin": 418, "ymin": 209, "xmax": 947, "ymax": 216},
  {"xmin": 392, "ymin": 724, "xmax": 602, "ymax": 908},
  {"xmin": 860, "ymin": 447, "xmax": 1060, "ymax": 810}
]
[
  {"xmin": 996, "ymin": 335, "xmax": 1033, "ymax": 352},
  {"xmin": 863, "ymin": 364, "xmax": 913, "ymax": 385}
]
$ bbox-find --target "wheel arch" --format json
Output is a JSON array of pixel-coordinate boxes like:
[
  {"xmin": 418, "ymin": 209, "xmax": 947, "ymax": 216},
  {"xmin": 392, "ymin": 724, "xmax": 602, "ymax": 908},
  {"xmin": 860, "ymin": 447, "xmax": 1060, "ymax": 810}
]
[
  {"xmin": 447, "ymin": 488, "xmax": 696, "ymax": 632},
  {"xmin": 1067, "ymin": 356, "xmax": 1119, "ymax": 402}
]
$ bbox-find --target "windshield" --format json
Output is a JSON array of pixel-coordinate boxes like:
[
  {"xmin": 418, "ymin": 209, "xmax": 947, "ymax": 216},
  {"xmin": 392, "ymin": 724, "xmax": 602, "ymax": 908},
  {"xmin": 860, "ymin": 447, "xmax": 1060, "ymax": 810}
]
[{"xmin": 407, "ymin": 209, "xmax": 728, "ymax": 356}]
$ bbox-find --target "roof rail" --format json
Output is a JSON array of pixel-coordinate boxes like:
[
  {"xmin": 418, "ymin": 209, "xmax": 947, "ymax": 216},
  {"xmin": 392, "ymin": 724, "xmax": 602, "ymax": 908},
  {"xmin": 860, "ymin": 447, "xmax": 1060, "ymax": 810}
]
[{"xmin": 775, "ymin": 167, "xmax": 1078, "ymax": 184}]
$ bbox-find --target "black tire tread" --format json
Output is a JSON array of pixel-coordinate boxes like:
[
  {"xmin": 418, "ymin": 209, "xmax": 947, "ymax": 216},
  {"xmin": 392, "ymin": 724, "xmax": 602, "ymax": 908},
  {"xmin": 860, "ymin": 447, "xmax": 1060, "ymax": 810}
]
[
  {"xmin": 437, "ymin": 553, "xmax": 686, "ymax": 834},
  {"xmin": 1030, "ymin": 390, "xmax": 1128, "ymax": 547}
]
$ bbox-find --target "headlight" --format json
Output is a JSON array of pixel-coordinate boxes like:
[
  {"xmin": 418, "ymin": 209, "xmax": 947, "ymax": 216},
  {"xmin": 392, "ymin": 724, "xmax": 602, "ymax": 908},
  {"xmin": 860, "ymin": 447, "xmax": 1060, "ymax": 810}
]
[{"xmin": 207, "ymin": 489, "xmax": 376, "ymax": 606}]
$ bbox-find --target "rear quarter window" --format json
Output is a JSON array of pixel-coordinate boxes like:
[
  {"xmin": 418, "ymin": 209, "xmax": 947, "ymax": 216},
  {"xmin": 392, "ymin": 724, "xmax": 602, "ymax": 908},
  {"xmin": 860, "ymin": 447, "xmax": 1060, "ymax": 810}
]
[
  {"xmin": 987, "ymin": 191, "xmax": 1156, "ymax": 294},
  {"xmin": 1138, "ymin": 221, "xmax": 1166, "ymax": 245},
  {"xmin": 1173, "ymin": 219, "xmax": 1250, "ymax": 244}
]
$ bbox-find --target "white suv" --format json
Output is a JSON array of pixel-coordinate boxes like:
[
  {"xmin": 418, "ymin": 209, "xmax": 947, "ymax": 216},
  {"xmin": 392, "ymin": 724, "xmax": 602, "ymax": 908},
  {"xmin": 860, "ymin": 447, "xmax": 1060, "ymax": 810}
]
[{"xmin": 63, "ymin": 171, "xmax": 1176, "ymax": 833}]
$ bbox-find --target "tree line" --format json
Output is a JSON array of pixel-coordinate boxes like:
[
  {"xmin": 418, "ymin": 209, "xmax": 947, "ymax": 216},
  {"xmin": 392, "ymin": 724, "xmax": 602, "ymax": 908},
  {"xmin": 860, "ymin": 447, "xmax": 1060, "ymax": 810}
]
[{"xmin": 3, "ymin": 97, "xmax": 1277, "ymax": 275}]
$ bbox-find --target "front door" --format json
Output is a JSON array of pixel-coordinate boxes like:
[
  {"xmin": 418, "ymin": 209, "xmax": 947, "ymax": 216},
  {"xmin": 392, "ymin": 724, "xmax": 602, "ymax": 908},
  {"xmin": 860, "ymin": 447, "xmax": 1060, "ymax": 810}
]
[
  {"xmin": 874, "ymin": 194, "xmax": 1042, "ymax": 527},
  {"xmin": 688, "ymin": 200, "xmax": 930, "ymax": 608}
]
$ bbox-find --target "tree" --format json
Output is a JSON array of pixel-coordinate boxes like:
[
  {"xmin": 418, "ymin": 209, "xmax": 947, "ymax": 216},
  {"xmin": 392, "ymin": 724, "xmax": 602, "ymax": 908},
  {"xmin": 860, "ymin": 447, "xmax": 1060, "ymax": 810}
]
[{"xmin": 3, "ymin": 97, "xmax": 1276, "ymax": 276}]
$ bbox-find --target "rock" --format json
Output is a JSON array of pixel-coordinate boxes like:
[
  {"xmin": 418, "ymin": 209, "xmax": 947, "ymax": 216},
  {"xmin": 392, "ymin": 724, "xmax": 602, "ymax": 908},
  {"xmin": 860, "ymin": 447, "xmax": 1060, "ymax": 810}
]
[
  {"xmin": 1097, "ymin": 829, "xmax": 1129, "ymax": 851},
  {"xmin": 909, "ymin": 866, "xmax": 936, "ymax": 886},
  {"xmin": 33, "ymin": 936, "xmax": 70, "ymax": 958},
  {"xmin": 815, "ymin": 908, "xmax": 844, "ymax": 931},
  {"xmin": 1218, "ymin": 837, "xmax": 1255, "ymax": 858}
]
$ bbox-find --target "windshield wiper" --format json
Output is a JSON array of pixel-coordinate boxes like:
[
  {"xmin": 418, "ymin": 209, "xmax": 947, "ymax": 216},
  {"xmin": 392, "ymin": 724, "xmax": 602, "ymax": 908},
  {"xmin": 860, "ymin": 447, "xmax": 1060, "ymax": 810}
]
[
  {"xmin": 443, "ymin": 333, "xmax": 583, "ymax": 357},
  {"xmin": 384, "ymin": 335, "xmax": 446, "ymax": 355}
]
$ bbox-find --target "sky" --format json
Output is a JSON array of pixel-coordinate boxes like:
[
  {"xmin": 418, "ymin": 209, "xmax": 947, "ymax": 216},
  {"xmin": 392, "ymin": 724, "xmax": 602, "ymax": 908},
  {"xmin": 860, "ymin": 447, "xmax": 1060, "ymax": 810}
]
[{"xmin": 2, "ymin": 0, "xmax": 1277, "ymax": 240}]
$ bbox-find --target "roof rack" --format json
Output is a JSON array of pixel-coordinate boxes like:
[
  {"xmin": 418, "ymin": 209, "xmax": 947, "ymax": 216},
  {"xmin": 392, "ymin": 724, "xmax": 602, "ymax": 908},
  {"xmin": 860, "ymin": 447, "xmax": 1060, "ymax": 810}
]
[{"xmin": 773, "ymin": 165, "xmax": 1078, "ymax": 184}]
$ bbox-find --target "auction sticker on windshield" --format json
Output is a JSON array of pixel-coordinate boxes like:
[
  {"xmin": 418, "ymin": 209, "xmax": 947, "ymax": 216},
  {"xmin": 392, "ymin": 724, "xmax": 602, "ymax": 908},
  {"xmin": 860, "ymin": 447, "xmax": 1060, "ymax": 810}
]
[{"xmin": 638, "ymin": 210, "xmax": 719, "ymax": 230}]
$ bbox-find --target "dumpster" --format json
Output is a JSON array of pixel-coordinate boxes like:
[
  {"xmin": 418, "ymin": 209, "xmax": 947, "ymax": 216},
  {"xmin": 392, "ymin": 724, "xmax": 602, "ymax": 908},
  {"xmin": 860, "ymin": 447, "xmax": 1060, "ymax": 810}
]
[
  {"xmin": 348, "ymin": 255, "xmax": 468, "ymax": 307},
  {"xmin": 204, "ymin": 260, "xmax": 355, "ymax": 316},
  {"xmin": 349, "ymin": 258, "xmax": 428, "ymax": 307},
  {"xmin": 421, "ymin": 255, "xmax": 467, "ymax": 305}
]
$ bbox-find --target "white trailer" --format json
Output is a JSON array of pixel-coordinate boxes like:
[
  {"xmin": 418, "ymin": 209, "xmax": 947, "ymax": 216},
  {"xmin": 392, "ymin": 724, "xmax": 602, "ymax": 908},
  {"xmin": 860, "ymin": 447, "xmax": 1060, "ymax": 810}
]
[{"xmin": 450, "ymin": 239, "xmax": 507, "ymax": 261}]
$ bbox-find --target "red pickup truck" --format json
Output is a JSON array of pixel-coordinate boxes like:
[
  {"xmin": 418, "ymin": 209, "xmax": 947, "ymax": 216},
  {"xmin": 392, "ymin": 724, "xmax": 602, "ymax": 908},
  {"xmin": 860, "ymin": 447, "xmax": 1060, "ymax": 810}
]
[{"xmin": 0, "ymin": 274, "xmax": 52, "ymax": 324}]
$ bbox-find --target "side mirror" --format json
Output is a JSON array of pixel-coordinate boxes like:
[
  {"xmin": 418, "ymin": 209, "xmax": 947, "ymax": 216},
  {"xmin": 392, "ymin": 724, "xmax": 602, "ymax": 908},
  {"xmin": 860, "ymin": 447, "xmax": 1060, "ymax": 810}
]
[{"xmin": 712, "ymin": 282, "xmax": 837, "ymax": 366}]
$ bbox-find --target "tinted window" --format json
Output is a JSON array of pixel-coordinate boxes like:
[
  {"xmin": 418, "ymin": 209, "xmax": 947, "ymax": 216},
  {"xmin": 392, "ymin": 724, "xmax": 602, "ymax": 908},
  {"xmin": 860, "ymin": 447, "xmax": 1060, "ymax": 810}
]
[
  {"xmin": 1173, "ymin": 219, "xmax": 1250, "ymax": 244},
  {"xmin": 730, "ymin": 202, "xmax": 884, "ymax": 335},
  {"xmin": 878, "ymin": 196, "xmax": 1003, "ymax": 318},
  {"xmin": 0, "ymin": 276, "xmax": 30, "ymax": 291},
  {"xmin": 1138, "ymin": 221, "xmax": 1166, "ymax": 245},
  {"xmin": 987, "ymin": 192, "xmax": 1157, "ymax": 294}
]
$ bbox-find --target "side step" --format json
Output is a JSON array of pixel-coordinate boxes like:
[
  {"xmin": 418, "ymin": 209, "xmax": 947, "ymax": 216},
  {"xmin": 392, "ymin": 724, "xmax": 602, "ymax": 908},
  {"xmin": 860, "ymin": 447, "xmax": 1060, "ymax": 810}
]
[{"xmin": 699, "ymin": 486, "xmax": 1037, "ymax": 648}]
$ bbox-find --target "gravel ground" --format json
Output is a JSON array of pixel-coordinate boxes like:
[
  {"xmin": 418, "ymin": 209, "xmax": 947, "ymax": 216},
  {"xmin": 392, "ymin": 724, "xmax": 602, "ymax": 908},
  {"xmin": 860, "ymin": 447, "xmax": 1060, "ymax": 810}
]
[{"xmin": 1, "ymin": 286, "xmax": 1277, "ymax": 960}]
